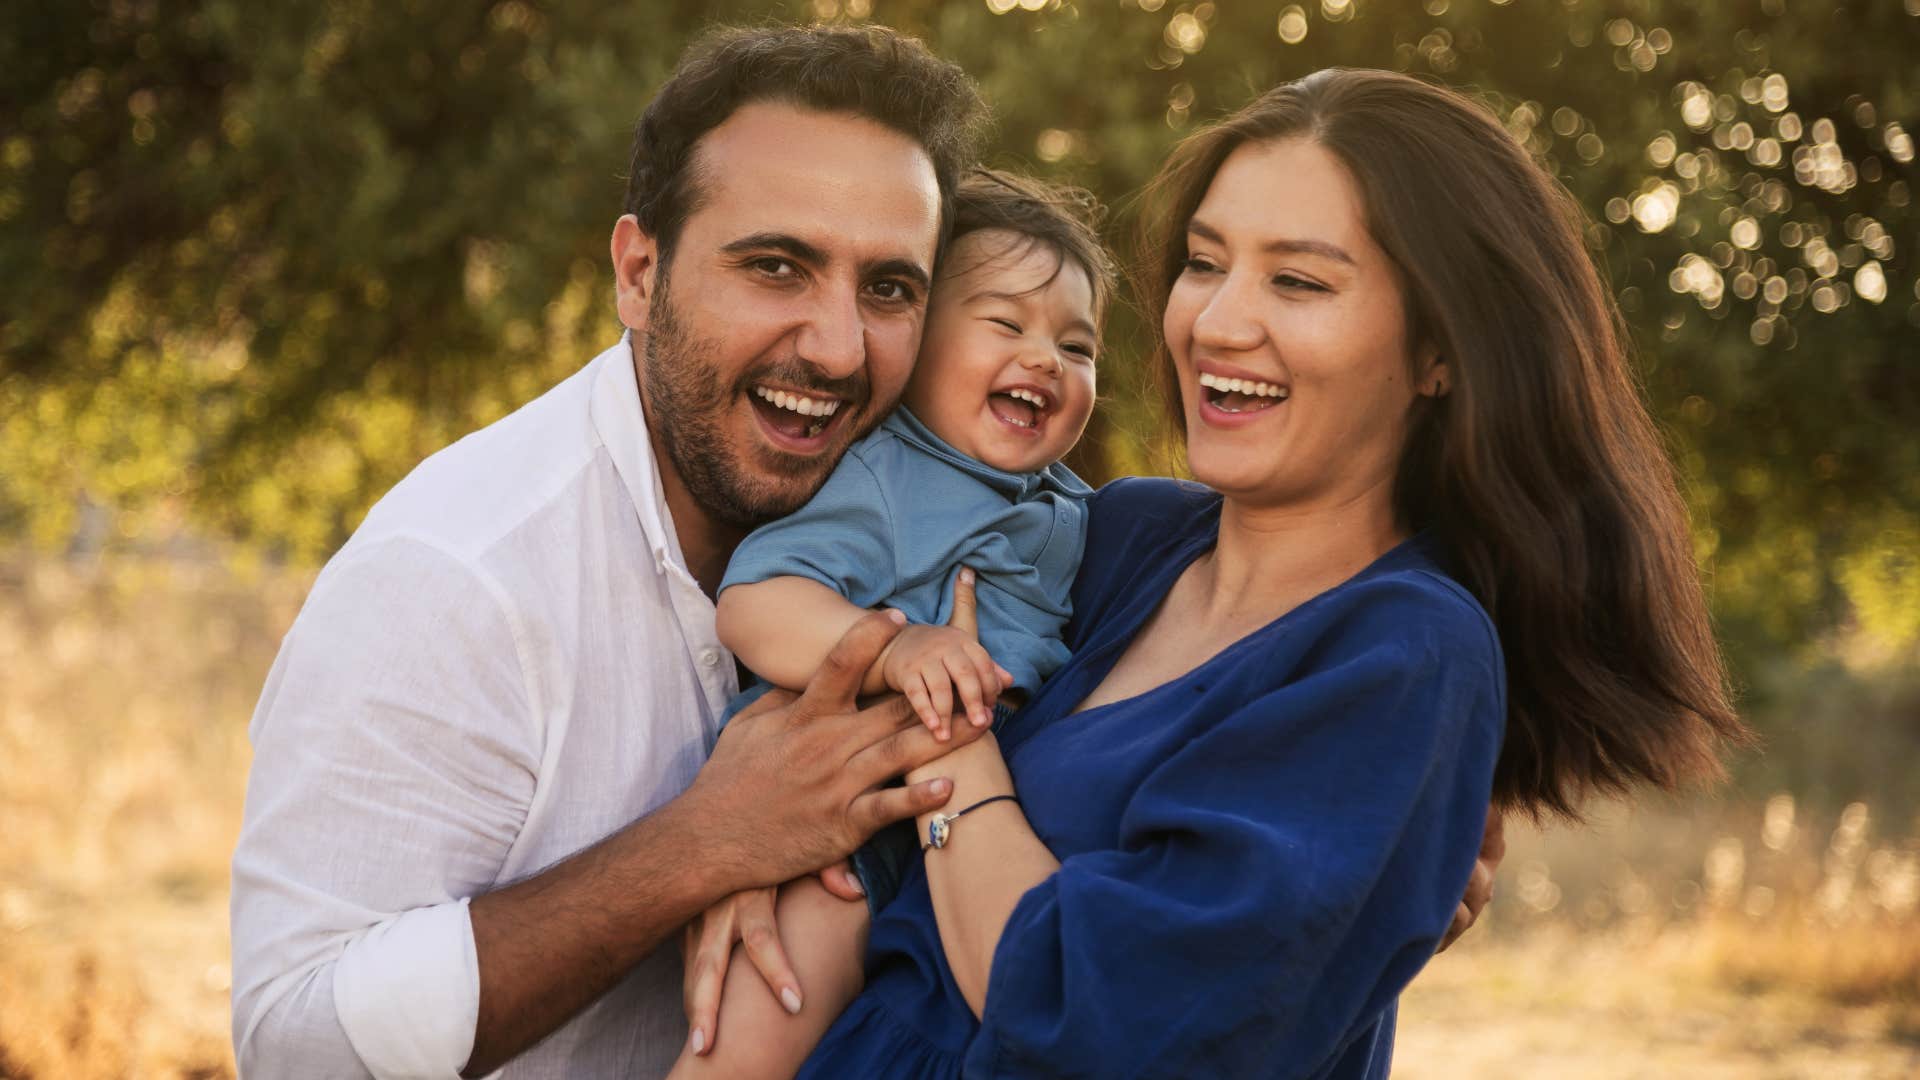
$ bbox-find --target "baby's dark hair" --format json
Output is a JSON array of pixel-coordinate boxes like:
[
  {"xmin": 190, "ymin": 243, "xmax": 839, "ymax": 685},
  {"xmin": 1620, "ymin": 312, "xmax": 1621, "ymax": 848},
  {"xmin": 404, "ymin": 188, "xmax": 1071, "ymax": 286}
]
[{"xmin": 944, "ymin": 168, "xmax": 1116, "ymax": 328}]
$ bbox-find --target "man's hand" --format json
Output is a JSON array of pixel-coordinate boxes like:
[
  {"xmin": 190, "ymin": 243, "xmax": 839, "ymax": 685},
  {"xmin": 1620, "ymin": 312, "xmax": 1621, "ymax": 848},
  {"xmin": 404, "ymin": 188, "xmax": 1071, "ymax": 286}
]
[
  {"xmin": 1438, "ymin": 806, "xmax": 1505, "ymax": 952},
  {"xmin": 680, "ymin": 886, "xmax": 793, "ymax": 1056},
  {"xmin": 680, "ymin": 608, "xmax": 992, "ymax": 894}
]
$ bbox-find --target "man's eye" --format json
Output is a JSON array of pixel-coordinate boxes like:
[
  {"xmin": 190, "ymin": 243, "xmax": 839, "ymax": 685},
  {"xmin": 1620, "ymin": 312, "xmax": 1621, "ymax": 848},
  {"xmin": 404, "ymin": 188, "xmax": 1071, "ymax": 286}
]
[
  {"xmin": 748, "ymin": 257, "xmax": 799, "ymax": 279},
  {"xmin": 869, "ymin": 280, "xmax": 918, "ymax": 304}
]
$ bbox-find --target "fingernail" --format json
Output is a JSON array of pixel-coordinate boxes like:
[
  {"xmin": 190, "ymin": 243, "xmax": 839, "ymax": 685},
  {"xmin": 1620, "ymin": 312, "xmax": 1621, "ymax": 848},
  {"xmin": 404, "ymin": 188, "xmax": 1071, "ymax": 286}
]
[
  {"xmin": 960, "ymin": 567, "xmax": 975, "ymax": 585},
  {"xmin": 930, "ymin": 777, "xmax": 952, "ymax": 796},
  {"xmin": 972, "ymin": 708, "xmax": 989, "ymax": 727},
  {"xmin": 690, "ymin": 1027, "xmax": 706, "ymax": 1055},
  {"xmin": 781, "ymin": 987, "xmax": 803, "ymax": 1014},
  {"xmin": 886, "ymin": 608, "xmax": 906, "ymax": 625},
  {"xmin": 847, "ymin": 874, "xmax": 866, "ymax": 896}
]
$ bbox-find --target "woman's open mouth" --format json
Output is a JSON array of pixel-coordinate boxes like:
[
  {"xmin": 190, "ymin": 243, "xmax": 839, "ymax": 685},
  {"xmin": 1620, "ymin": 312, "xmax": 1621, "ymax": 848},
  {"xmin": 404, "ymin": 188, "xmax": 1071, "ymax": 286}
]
[
  {"xmin": 987, "ymin": 385, "xmax": 1052, "ymax": 438},
  {"xmin": 750, "ymin": 384, "xmax": 846, "ymax": 451},
  {"xmin": 1198, "ymin": 371, "xmax": 1289, "ymax": 414}
]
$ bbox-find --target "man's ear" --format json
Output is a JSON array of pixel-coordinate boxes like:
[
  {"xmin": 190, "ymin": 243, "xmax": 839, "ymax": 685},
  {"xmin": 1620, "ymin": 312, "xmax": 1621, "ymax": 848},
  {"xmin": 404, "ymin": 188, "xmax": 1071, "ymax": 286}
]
[
  {"xmin": 1415, "ymin": 341, "xmax": 1451, "ymax": 398},
  {"xmin": 611, "ymin": 214, "xmax": 659, "ymax": 331}
]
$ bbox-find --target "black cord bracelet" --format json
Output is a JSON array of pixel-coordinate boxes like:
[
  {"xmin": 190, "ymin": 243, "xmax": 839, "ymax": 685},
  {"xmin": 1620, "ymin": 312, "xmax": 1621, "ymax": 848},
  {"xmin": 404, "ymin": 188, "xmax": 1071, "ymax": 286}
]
[{"xmin": 922, "ymin": 794, "xmax": 1020, "ymax": 851}]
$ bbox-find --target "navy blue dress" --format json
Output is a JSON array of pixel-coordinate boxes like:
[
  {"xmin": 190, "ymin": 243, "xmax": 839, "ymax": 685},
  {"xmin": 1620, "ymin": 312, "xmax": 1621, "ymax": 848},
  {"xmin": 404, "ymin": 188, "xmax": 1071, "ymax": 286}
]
[{"xmin": 798, "ymin": 477, "xmax": 1506, "ymax": 1079}]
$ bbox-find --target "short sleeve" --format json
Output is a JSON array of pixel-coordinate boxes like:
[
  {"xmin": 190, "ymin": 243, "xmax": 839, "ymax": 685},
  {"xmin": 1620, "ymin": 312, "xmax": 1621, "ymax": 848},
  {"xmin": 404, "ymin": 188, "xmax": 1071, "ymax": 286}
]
[
  {"xmin": 964, "ymin": 581, "xmax": 1504, "ymax": 1078},
  {"xmin": 718, "ymin": 453, "xmax": 899, "ymax": 607}
]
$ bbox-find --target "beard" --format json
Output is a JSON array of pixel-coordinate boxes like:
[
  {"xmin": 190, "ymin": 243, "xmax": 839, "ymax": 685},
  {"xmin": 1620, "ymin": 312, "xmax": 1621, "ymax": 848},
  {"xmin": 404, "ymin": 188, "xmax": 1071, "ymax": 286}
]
[{"xmin": 640, "ymin": 271, "xmax": 870, "ymax": 530}]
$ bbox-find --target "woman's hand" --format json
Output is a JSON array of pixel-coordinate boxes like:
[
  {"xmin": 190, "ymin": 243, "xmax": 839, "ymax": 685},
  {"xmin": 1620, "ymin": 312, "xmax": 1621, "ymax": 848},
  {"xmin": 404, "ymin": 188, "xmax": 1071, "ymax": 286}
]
[{"xmin": 1437, "ymin": 807, "xmax": 1505, "ymax": 952}]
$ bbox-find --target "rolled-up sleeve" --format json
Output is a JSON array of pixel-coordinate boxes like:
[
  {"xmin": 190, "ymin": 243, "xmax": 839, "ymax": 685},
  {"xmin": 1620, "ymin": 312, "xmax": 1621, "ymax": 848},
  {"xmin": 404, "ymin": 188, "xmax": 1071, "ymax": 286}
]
[
  {"xmin": 231, "ymin": 536, "xmax": 540, "ymax": 1079},
  {"xmin": 963, "ymin": 593, "xmax": 1505, "ymax": 1078}
]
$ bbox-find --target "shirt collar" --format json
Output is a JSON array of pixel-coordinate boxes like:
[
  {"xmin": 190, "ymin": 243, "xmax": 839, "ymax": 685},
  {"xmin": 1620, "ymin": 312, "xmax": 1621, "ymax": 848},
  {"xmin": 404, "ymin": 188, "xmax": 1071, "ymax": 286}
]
[
  {"xmin": 587, "ymin": 332, "xmax": 692, "ymax": 578},
  {"xmin": 881, "ymin": 407, "xmax": 1092, "ymax": 501}
]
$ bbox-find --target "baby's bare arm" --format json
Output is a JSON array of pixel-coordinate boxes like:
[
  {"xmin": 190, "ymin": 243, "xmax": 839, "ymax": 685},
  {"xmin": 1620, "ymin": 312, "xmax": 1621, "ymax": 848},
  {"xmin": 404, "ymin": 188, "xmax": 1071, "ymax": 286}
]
[
  {"xmin": 668, "ymin": 878, "xmax": 871, "ymax": 1080},
  {"xmin": 717, "ymin": 578, "xmax": 890, "ymax": 696}
]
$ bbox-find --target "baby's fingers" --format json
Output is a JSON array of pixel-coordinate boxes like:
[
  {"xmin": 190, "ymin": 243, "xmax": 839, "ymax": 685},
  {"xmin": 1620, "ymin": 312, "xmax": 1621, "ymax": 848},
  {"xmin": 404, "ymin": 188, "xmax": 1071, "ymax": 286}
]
[
  {"xmin": 925, "ymin": 666, "xmax": 955, "ymax": 742},
  {"xmin": 944, "ymin": 653, "xmax": 990, "ymax": 729},
  {"xmin": 903, "ymin": 675, "xmax": 947, "ymax": 741}
]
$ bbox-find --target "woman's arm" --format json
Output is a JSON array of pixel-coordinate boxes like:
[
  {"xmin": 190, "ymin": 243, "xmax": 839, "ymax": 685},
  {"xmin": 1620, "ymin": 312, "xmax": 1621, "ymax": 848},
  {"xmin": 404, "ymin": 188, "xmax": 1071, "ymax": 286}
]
[{"xmin": 904, "ymin": 735, "xmax": 1056, "ymax": 1018}]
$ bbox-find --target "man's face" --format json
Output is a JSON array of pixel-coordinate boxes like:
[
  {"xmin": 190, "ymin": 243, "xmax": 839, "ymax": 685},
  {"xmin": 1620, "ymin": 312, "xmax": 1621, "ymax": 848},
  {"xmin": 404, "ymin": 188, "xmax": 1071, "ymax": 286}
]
[{"xmin": 613, "ymin": 101, "xmax": 942, "ymax": 530}]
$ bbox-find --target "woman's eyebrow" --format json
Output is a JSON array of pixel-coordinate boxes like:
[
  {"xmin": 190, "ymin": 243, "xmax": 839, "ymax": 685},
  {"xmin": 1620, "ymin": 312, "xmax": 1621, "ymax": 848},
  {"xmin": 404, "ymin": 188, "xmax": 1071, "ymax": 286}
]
[{"xmin": 1188, "ymin": 218, "xmax": 1355, "ymax": 265}]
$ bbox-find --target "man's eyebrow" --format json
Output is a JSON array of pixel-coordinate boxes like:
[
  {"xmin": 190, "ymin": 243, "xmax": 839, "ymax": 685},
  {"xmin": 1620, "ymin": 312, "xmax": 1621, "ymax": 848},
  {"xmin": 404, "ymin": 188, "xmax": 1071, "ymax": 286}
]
[
  {"xmin": 1188, "ymin": 218, "xmax": 1356, "ymax": 266},
  {"xmin": 719, "ymin": 232, "xmax": 829, "ymax": 266},
  {"xmin": 865, "ymin": 256, "xmax": 931, "ymax": 296}
]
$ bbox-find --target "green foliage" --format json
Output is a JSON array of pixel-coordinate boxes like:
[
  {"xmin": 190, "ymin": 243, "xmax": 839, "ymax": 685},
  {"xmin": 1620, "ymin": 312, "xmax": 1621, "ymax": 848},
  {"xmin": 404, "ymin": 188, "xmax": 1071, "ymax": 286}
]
[{"xmin": 2, "ymin": 0, "xmax": 1916, "ymax": 672}]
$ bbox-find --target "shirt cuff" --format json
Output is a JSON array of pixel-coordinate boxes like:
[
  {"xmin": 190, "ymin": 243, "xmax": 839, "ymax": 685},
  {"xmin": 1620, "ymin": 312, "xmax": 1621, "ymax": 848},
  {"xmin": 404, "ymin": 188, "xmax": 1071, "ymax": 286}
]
[{"xmin": 332, "ymin": 898, "xmax": 482, "ymax": 1079}]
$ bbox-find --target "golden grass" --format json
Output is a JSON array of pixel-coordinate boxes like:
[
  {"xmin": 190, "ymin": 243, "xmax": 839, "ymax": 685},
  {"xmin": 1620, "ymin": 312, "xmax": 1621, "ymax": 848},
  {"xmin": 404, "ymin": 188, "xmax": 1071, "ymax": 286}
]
[{"xmin": 1, "ymin": 552, "xmax": 1915, "ymax": 1077}]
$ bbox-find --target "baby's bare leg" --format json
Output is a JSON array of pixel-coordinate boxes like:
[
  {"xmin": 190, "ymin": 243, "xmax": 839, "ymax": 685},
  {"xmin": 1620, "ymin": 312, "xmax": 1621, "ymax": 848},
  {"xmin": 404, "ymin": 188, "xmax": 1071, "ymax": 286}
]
[{"xmin": 667, "ymin": 877, "xmax": 870, "ymax": 1080}]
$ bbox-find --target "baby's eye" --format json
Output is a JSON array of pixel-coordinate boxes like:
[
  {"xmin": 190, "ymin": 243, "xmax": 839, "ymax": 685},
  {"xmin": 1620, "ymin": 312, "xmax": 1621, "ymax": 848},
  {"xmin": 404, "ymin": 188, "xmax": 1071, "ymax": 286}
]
[
  {"xmin": 1063, "ymin": 341, "xmax": 1096, "ymax": 361},
  {"xmin": 988, "ymin": 317, "xmax": 1022, "ymax": 333}
]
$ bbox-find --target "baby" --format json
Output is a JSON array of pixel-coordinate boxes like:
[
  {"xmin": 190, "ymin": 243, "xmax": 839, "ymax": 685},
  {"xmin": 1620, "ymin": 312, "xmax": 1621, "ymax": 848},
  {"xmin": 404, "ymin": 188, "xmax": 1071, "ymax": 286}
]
[{"xmin": 677, "ymin": 169, "xmax": 1115, "ymax": 1077}]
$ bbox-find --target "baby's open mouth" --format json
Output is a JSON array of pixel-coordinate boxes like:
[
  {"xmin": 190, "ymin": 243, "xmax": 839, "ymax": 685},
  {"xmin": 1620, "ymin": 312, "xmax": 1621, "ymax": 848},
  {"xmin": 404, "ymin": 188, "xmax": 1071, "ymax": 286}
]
[
  {"xmin": 1199, "ymin": 372, "xmax": 1288, "ymax": 413},
  {"xmin": 988, "ymin": 386, "xmax": 1052, "ymax": 431}
]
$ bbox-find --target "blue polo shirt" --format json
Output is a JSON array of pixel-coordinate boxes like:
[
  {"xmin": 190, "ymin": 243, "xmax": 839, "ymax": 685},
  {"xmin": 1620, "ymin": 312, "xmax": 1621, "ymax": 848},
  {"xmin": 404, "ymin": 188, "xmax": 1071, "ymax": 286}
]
[{"xmin": 719, "ymin": 407, "xmax": 1092, "ymax": 698}]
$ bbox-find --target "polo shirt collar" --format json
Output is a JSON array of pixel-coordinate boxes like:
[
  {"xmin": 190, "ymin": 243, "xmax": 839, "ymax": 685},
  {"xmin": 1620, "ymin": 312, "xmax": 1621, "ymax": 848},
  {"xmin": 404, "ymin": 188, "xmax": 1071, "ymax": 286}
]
[{"xmin": 882, "ymin": 407, "xmax": 1093, "ymax": 501}]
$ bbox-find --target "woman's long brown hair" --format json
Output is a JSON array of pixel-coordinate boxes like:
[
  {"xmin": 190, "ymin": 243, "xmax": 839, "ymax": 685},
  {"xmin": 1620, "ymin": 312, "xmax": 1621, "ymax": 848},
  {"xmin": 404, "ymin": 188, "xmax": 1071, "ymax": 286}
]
[{"xmin": 1136, "ymin": 69, "xmax": 1750, "ymax": 820}]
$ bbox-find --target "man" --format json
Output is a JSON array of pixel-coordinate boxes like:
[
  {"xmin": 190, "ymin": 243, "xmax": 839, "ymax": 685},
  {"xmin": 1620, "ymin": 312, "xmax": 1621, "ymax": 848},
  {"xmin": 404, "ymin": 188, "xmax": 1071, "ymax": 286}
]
[{"xmin": 231, "ymin": 25, "xmax": 990, "ymax": 1078}]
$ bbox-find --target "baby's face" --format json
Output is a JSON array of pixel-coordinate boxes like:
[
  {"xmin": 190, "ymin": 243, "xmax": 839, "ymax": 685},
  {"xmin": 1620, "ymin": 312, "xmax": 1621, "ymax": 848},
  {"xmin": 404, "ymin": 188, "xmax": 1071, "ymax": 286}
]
[{"xmin": 901, "ymin": 229, "xmax": 1099, "ymax": 474}]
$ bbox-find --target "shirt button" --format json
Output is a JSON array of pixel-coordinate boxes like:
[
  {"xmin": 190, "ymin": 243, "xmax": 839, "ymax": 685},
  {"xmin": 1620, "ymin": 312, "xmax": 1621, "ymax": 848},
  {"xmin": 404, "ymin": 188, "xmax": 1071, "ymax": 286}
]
[{"xmin": 700, "ymin": 648, "xmax": 722, "ymax": 668}]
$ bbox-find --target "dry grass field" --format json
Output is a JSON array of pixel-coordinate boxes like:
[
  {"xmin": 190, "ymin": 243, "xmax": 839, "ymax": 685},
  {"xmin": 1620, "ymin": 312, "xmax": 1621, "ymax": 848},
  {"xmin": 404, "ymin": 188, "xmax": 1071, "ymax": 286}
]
[{"xmin": 1, "ymin": 554, "xmax": 1916, "ymax": 1078}]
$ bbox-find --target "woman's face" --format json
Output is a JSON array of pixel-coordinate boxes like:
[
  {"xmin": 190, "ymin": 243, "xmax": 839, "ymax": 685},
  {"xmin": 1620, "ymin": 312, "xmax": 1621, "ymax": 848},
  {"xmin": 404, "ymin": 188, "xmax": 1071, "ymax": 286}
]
[{"xmin": 1164, "ymin": 136, "xmax": 1442, "ymax": 511}]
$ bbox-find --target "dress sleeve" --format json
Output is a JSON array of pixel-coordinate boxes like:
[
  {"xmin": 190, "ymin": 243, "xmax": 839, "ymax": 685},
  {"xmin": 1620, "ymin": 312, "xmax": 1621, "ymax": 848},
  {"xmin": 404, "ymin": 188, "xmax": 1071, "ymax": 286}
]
[
  {"xmin": 717, "ymin": 453, "xmax": 898, "ymax": 607},
  {"xmin": 229, "ymin": 536, "xmax": 540, "ymax": 1079},
  {"xmin": 963, "ymin": 582, "xmax": 1504, "ymax": 1079}
]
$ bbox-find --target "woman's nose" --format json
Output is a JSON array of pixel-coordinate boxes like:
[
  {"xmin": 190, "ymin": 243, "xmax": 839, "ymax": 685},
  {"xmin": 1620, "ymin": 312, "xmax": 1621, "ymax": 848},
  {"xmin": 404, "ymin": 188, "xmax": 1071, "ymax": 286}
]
[{"xmin": 1189, "ymin": 273, "xmax": 1266, "ymax": 353}]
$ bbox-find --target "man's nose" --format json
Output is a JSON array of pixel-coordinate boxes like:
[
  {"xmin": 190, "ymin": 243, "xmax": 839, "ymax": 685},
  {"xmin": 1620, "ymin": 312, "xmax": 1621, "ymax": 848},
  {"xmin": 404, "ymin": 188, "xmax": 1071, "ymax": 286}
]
[
  {"xmin": 793, "ymin": 287, "xmax": 866, "ymax": 380},
  {"xmin": 1190, "ymin": 272, "xmax": 1265, "ymax": 353}
]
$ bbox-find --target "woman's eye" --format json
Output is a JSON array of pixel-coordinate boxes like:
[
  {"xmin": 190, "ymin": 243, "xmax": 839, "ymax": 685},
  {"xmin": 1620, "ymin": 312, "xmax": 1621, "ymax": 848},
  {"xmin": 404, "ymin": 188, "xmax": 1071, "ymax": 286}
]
[
  {"xmin": 1181, "ymin": 256, "xmax": 1220, "ymax": 274},
  {"xmin": 1275, "ymin": 273, "xmax": 1328, "ymax": 293}
]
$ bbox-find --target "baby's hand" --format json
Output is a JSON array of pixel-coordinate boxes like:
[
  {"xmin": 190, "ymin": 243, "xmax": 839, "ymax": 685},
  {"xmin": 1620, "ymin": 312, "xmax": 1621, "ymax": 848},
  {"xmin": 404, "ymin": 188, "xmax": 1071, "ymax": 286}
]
[{"xmin": 878, "ymin": 623, "xmax": 1004, "ymax": 740}]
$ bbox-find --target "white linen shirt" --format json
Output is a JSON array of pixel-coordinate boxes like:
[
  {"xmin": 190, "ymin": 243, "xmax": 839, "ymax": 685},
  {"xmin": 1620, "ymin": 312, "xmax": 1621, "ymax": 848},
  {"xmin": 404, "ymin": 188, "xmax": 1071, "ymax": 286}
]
[{"xmin": 230, "ymin": 335, "xmax": 738, "ymax": 1079}]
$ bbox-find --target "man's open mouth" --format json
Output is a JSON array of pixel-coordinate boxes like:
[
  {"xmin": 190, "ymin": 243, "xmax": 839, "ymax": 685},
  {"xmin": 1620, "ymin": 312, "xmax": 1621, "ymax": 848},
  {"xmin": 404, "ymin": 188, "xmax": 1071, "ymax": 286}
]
[
  {"xmin": 987, "ymin": 385, "xmax": 1052, "ymax": 434},
  {"xmin": 1198, "ymin": 372, "xmax": 1289, "ymax": 413},
  {"xmin": 750, "ymin": 384, "xmax": 846, "ymax": 447}
]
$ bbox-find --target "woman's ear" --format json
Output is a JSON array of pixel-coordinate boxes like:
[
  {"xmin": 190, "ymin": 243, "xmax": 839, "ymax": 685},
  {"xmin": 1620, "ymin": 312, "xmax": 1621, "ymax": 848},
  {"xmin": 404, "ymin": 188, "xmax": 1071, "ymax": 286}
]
[
  {"xmin": 1415, "ymin": 342, "xmax": 1450, "ymax": 398},
  {"xmin": 610, "ymin": 214, "xmax": 660, "ymax": 331}
]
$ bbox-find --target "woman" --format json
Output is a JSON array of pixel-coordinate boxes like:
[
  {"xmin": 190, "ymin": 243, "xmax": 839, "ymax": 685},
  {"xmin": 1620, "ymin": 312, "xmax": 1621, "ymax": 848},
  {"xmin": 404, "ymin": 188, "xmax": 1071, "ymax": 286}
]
[{"xmin": 781, "ymin": 68, "xmax": 1746, "ymax": 1078}]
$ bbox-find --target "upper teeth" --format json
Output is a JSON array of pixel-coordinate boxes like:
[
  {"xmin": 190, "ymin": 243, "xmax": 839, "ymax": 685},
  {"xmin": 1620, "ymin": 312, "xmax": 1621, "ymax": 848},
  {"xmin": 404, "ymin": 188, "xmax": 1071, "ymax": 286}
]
[
  {"xmin": 1003, "ymin": 388, "xmax": 1047, "ymax": 409},
  {"xmin": 754, "ymin": 386, "xmax": 842, "ymax": 417},
  {"xmin": 1198, "ymin": 373, "xmax": 1288, "ymax": 398}
]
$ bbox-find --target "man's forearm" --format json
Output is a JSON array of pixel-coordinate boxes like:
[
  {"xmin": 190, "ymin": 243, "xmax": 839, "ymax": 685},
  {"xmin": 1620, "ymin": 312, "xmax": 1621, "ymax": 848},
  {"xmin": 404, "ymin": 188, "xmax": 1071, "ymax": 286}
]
[{"xmin": 463, "ymin": 790, "xmax": 741, "ymax": 1076}]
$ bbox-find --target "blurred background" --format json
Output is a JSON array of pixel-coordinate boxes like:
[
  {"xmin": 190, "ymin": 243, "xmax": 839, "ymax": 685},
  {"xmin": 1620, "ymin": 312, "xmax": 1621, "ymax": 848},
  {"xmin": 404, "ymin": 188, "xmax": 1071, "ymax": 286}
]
[{"xmin": 2, "ymin": 0, "xmax": 1916, "ymax": 1075}]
